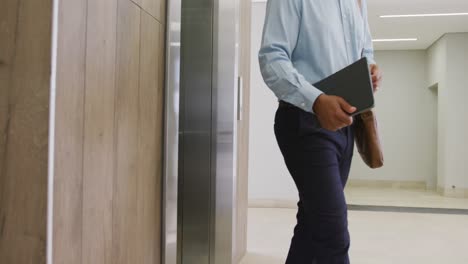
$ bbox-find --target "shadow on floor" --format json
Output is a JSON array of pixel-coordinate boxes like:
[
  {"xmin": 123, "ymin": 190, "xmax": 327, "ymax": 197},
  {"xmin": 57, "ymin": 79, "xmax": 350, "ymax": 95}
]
[{"xmin": 240, "ymin": 252, "xmax": 285, "ymax": 264}]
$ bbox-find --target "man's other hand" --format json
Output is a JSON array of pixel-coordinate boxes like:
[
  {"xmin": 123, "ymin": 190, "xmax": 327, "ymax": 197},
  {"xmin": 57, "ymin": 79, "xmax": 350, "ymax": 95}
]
[
  {"xmin": 313, "ymin": 94, "xmax": 356, "ymax": 131},
  {"xmin": 370, "ymin": 64, "xmax": 382, "ymax": 92}
]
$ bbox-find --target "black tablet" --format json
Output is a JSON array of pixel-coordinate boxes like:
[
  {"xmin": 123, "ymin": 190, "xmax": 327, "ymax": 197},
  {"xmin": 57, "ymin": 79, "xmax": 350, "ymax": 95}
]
[{"xmin": 314, "ymin": 57, "xmax": 374, "ymax": 116}]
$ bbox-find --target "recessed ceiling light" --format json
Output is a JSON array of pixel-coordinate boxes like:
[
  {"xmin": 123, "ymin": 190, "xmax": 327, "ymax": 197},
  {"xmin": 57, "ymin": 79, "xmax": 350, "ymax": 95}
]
[
  {"xmin": 381, "ymin": 12, "xmax": 468, "ymax": 18},
  {"xmin": 372, "ymin": 38, "xmax": 418, "ymax": 42}
]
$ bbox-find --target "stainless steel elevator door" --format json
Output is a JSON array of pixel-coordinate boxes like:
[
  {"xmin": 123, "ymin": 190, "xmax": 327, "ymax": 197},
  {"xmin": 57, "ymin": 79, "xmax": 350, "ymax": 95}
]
[
  {"xmin": 179, "ymin": 0, "xmax": 214, "ymax": 263},
  {"xmin": 175, "ymin": 0, "xmax": 238, "ymax": 263}
]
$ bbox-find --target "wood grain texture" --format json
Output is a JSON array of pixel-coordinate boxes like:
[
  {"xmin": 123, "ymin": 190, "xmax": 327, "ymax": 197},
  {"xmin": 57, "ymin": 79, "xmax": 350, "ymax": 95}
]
[
  {"xmin": 0, "ymin": 0, "xmax": 52, "ymax": 263},
  {"xmin": 132, "ymin": 0, "xmax": 143, "ymax": 8},
  {"xmin": 1, "ymin": 0, "xmax": 166, "ymax": 263},
  {"xmin": 113, "ymin": 0, "xmax": 141, "ymax": 263},
  {"xmin": 141, "ymin": 0, "xmax": 166, "ymax": 24},
  {"xmin": 136, "ymin": 11, "xmax": 164, "ymax": 264},
  {"xmin": 82, "ymin": 0, "xmax": 118, "ymax": 263},
  {"xmin": 235, "ymin": 0, "xmax": 251, "ymax": 262},
  {"xmin": 0, "ymin": 0, "xmax": 19, "ymax": 225},
  {"xmin": 52, "ymin": 0, "xmax": 87, "ymax": 263}
]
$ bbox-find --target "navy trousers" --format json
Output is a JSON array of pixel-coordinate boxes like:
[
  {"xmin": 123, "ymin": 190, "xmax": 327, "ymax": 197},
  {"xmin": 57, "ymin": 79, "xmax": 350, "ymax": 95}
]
[{"xmin": 274, "ymin": 102, "xmax": 354, "ymax": 264}]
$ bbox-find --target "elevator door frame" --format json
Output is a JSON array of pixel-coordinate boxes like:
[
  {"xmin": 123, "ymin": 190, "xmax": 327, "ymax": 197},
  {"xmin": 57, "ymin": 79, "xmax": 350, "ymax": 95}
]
[{"xmin": 163, "ymin": 0, "xmax": 239, "ymax": 263}]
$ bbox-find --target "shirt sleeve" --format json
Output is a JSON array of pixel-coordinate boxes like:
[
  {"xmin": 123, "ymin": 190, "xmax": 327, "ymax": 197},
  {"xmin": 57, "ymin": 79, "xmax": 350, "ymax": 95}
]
[
  {"xmin": 361, "ymin": 0, "xmax": 376, "ymax": 65},
  {"xmin": 258, "ymin": 0, "xmax": 322, "ymax": 114}
]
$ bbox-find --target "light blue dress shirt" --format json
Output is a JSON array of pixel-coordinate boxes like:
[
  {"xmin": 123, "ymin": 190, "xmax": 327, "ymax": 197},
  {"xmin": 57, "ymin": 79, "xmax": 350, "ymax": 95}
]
[{"xmin": 259, "ymin": 0, "xmax": 375, "ymax": 113}]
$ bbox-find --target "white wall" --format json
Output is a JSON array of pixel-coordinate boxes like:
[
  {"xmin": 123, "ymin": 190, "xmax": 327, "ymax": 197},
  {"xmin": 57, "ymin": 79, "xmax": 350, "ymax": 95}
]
[
  {"xmin": 445, "ymin": 34, "xmax": 468, "ymax": 191},
  {"xmin": 427, "ymin": 37, "xmax": 448, "ymax": 189},
  {"xmin": 429, "ymin": 33, "xmax": 468, "ymax": 195},
  {"xmin": 248, "ymin": 3, "xmax": 298, "ymax": 202},
  {"xmin": 248, "ymin": 2, "xmax": 439, "ymax": 203}
]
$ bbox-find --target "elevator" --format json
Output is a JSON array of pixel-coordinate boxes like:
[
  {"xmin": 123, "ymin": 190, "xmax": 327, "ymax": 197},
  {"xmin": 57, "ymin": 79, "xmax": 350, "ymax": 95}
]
[{"xmin": 163, "ymin": 0, "xmax": 241, "ymax": 263}]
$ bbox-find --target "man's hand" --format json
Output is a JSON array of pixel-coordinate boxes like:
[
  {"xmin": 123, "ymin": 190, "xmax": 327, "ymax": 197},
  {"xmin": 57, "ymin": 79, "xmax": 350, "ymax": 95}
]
[
  {"xmin": 370, "ymin": 64, "xmax": 382, "ymax": 92},
  {"xmin": 313, "ymin": 94, "xmax": 356, "ymax": 131}
]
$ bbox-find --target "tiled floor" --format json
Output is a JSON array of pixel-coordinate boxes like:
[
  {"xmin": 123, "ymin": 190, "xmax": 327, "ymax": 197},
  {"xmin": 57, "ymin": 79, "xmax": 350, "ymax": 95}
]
[
  {"xmin": 241, "ymin": 207, "xmax": 468, "ymax": 264},
  {"xmin": 345, "ymin": 186, "xmax": 468, "ymax": 209}
]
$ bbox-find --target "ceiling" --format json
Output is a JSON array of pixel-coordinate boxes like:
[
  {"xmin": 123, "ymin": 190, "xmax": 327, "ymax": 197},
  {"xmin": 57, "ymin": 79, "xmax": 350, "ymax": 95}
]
[
  {"xmin": 252, "ymin": 0, "xmax": 468, "ymax": 50},
  {"xmin": 367, "ymin": 0, "xmax": 468, "ymax": 50}
]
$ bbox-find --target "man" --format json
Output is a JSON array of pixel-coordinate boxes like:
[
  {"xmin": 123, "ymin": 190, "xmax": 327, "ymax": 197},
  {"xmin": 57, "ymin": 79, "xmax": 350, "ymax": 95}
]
[{"xmin": 259, "ymin": 0, "xmax": 382, "ymax": 263}]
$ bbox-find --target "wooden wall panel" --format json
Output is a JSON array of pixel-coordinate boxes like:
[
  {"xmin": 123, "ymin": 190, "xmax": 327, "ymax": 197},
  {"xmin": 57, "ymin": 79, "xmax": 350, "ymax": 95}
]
[
  {"xmin": 0, "ymin": 0, "xmax": 52, "ymax": 263},
  {"xmin": 141, "ymin": 0, "xmax": 166, "ymax": 24},
  {"xmin": 0, "ymin": 0, "xmax": 167, "ymax": 262},
  {"xmin": 113, "ymin": 0, "xmax": 141, "ymax": 263},
  {"xmin": 235, "ymin": 0, "xmax": 251, "ymax": 262},
  {"xmin": 52, "ymin": 0, "xmax": 87, "ymax": 263},
  {"xmin": 0, "ymin": 0, "xmax": 19, "ymax": 220},
  {"xmin": 132, "ymin": 0, "xmax": 143, "ymax": 8},
  {"xmin": 137, "ymin": 11, "xmax": 164, "ymax": 264},
  {"xmin": 82, "ymin": 0, "xmax": 118, "ymax": 263}
]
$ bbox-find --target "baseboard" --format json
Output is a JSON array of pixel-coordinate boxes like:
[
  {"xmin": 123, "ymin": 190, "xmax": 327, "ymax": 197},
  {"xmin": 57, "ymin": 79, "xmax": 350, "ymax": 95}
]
[
  {"xmin": 249, "ymin": 183, "xmax": 468, "ymax": 209},
  {"xmin": 347, "ymin": 179, "xmax": 427, "ymax": 190},
  {"xmin": 249, "ymin": 199, "xmax": 297, "ymax": 209},
  {"xmin": 248, "ymin": 181, "xmax": 429, "ymax": 209},
  {"xmin": 437, "ymin": 186, "xmax": 468, "ymax": 198}
]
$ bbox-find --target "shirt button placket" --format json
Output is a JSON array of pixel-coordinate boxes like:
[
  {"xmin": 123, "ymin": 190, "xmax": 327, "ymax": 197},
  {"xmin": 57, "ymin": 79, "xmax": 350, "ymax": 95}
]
[{"xmin": 343, "ymin": 3, "xmax": 352, "ymax": 61}]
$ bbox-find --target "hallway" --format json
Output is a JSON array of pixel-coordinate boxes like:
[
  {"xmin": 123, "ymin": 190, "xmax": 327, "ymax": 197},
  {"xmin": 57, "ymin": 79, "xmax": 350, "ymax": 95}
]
[{"xmin": 241, "ymin": 207, "xmax": 468, "ymax": 264}]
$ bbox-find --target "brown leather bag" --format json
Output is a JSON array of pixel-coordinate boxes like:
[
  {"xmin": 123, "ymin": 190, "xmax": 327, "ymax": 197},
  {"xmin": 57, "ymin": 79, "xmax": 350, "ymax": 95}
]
[
  {"xmin": 354, "ymin": 110, "xmax": 384, "ymax": 168},
  {"xmin": 354, "ymin": 0, "xmax": 384, "ymax": 169}
]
